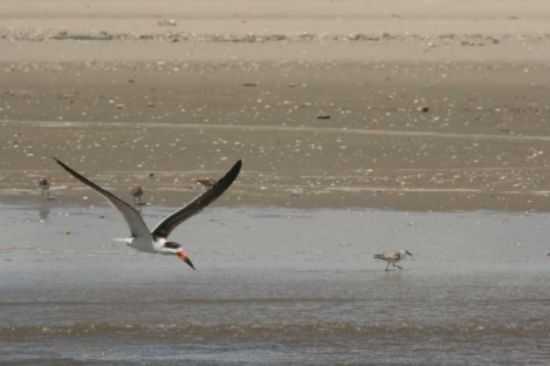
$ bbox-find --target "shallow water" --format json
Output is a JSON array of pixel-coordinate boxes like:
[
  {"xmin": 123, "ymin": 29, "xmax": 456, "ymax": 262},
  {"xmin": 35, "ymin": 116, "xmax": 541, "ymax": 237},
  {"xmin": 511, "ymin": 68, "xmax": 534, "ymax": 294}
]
[{"xmin": 1, "ymin": 203, "xmax": 550, "ymax": 365}]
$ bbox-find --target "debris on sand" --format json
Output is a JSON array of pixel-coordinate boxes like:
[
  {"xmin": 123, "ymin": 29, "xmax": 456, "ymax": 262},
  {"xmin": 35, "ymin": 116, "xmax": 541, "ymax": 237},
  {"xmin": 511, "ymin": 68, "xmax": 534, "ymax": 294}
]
[
  {"xmin": 157, "ymin": 19, "xmax": 177, "ymax": 27},
  {"xmin": 195, "ymin": 178, "xmax": 216, "ymax": 188},
  {"xmin": 52, "ymin": 31, "xmax": 114, "ymax": 41}
]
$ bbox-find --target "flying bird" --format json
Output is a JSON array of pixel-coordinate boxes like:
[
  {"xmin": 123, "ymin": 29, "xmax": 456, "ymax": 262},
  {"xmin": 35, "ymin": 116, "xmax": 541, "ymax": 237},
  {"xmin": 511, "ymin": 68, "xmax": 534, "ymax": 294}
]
[
  {"xmin": 374, "ymin": 249, "xmax": 413, "ymax": 271},
  {"xmin": 54, "ymin": 158, "xmax": 242, "ymax": 270}
]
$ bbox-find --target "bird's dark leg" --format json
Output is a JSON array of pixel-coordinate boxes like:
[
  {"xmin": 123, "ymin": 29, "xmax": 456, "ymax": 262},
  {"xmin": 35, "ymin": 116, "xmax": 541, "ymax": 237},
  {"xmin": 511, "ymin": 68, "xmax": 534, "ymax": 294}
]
[
  {"xmin": 393, "ymin": 263, "xmax": 403, "ymax": 270},
  {"xmin": 385, "ymin": 262, "xmax": 391, "ymax": 271}
]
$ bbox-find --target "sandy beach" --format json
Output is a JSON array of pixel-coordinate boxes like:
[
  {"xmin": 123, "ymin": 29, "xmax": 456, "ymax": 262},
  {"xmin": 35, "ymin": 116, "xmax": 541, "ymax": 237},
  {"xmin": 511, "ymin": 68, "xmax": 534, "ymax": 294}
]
[
  {"xmin": 1, "ymin": 0, "xmax": 550, "ymax": 210},
  {"xmin": 2, "ymin": 2, "xmax": 550, "ymax": 365}
]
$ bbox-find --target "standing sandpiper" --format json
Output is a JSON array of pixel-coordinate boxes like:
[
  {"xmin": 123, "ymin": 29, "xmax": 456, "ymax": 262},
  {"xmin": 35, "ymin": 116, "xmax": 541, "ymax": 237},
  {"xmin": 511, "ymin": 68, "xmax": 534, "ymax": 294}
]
[
  {"xmin": 38, "ymin": 177, "xmax": 51, "ymax": 199},
  {"xmin": 130, "ymin": 185, "xmax": 145, "ymax": 206}
]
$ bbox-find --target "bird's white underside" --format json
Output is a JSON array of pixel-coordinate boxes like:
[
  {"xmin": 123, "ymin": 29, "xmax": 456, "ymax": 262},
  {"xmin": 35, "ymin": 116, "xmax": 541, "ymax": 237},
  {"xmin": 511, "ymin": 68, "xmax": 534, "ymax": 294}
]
[{"xmin": 113, "ymin": 236, "xmax": 165, "ymax": 254}]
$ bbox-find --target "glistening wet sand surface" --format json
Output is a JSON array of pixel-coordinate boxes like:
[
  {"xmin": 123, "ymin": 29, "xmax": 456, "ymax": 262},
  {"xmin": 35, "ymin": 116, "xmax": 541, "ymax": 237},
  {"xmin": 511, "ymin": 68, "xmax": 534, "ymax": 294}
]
[
  {"xmin": 1, "ymin": 204, "xmax": 550, "ymax": 365},
  {"xmin": 4, "ymin": 60, "xmax": 550, "ymax": 211}
]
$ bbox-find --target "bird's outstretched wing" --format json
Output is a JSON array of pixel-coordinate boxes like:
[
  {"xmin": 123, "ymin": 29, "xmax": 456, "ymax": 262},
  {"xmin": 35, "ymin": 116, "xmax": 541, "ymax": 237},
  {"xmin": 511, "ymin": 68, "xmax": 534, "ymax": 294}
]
[
  {"xmin": 54, "ymin": 158, "xmax": 151, "ymax": 239},
  {"xmin": 153, "ymin": 160, "xmax": 242, "ymax": 238}
]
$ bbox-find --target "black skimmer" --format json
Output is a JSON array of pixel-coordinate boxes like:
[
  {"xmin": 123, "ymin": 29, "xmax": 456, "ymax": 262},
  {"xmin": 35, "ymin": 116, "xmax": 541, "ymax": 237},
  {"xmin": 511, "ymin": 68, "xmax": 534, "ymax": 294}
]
[
  {"xmin": 374, "ymin": 249, "xmax": 413, "ymax": 271},
  {"xmin": 38, "ymin": 177, "xmax": 51, "ymax": 199},
  {"xmin": 54, "ymin": 158, "xmax": 242, "ymax": 270},
  {"xmin": 130, "ymin": 185, "xmax": 145, "ymax": 206}
]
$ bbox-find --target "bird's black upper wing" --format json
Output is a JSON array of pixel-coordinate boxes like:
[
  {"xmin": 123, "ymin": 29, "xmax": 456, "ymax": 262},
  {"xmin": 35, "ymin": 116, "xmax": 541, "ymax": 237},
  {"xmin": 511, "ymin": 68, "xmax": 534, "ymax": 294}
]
[{"xmin": 152, "ymin": 160, "xmax": 242, "ymax": 238}]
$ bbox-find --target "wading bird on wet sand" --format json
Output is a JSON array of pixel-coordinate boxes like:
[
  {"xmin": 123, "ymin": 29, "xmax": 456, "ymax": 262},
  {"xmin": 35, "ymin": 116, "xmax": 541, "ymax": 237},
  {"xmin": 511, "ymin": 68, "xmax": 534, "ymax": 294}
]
[
  {"xmin": 374, "ymin": 249, "xmax": 413, "ymax": 271},
  {"xmin": 38, "ymin": 177, "xmax": 51, "ymax": 199},
  {"xmin": 130, "ymin": 185, "xmax": 145, "ymax": 206},
  {"xmin": 195, "ymin": 177, "xmax": 216, "ymax": 189},
  {"xmin": 54, "ymin": 158, "xmax": 242, "ymax": 270}
]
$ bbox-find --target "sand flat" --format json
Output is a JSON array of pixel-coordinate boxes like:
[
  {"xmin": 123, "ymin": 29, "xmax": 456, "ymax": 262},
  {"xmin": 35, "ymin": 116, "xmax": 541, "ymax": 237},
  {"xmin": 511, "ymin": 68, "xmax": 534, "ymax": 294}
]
[{"xmin": 1, "ymin": 1, "xmax": 550, "ymax": 210}]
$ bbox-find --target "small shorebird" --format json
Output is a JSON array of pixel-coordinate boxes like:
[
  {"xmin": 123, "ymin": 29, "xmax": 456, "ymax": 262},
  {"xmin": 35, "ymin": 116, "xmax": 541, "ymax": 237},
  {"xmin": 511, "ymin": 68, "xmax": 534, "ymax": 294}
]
[
  {"xmin": 37, "ymin": 177, "xmax": 51, "ymax": 199},
  {"xmin": 54, "ymin": 158, "xmax": 242, "ymax": 270},
  {"xmin": 130, "ymin": 185, "xmax": 145, "ymax": 206},
  {"xmin": 195, "ymin": 177, "xmax": 216, "ymax": 189},
  {"xmin": 374, "ymin": 249, "xmax": 413, "ymax": 271}
]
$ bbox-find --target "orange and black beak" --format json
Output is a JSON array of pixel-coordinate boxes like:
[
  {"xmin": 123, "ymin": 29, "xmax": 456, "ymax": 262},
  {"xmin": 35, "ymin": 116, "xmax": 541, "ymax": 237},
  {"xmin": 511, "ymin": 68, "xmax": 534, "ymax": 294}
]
[{"xmin": 177, "ymin": 251, "xmax": 196, "ymax": 270}]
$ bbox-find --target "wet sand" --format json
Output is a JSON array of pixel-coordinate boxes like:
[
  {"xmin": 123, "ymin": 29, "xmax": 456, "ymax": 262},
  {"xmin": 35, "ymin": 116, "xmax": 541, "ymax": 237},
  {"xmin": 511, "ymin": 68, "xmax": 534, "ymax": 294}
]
[
  {"xmin": 2, "ymin": 1, "xmax": 550, "ymax": 210},
  {"xmin": 3, "ymin": 62, "xmax": 550, "ymax": 210}
]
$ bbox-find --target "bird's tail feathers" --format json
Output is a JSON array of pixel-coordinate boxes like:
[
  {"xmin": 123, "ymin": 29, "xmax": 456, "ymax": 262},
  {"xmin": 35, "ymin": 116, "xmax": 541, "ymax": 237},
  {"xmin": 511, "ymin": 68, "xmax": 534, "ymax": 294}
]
[{"xmin": 373, "ymin": 254, "xmax": 385, "ymax": 260}]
